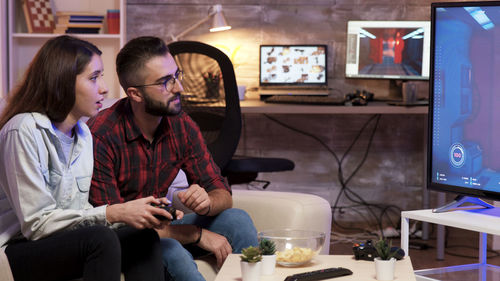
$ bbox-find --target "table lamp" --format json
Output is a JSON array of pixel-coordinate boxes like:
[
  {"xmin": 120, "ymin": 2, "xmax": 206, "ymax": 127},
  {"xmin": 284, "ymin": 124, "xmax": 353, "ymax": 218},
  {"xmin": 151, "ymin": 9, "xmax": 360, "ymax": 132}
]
[{"xmin": 169, "ymin": 4, "xmax": 231, "ymax": 42}]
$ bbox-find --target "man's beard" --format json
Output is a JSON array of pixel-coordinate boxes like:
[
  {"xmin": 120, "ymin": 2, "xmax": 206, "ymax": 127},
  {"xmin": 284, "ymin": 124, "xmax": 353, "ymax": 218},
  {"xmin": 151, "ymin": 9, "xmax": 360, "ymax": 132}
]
[{"xmin": 143, "ymin": 92, "xmax": 182, "ymax": 116}]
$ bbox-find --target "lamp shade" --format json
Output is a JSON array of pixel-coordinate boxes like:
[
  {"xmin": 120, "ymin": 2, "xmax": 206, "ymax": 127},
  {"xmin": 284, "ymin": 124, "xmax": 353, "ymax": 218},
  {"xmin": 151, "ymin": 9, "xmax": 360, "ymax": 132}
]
[
  {"xmin": 169, "ymin": 4, "xmax": 231, "ymax": 42},
  {"xmin": 209, "ymin": 5, "xmax": 231, "ymax": 32}
]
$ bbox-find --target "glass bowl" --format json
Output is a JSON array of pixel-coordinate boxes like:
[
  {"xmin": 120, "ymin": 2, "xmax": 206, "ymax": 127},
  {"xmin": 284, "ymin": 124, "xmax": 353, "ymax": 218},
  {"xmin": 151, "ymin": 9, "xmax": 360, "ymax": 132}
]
[{"xmin": 258, "ymin": 229, "xmax": 325, "ymax": 267}]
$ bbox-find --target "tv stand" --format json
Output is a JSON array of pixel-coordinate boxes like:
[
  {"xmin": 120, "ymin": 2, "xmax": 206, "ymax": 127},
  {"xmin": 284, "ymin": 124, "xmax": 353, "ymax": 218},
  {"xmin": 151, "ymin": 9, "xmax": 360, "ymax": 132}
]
[
  {"xmin": 401, "ymin": 208, "xmax": 500, "ymax": 280},
  {"xmin": 433, "ymin": 195, "xmax": 494, "ymax": 213}
]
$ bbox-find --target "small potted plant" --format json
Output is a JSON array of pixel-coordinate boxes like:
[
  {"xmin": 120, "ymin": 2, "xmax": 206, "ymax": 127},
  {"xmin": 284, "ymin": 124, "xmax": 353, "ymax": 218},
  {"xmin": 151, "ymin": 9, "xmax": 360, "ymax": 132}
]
[
  {"xmin": 374, "ymin": 238, "xmax": 400, "ymax": 281},
  {"xmin": 259, "ymin": 238, "xmax": 277, "ymax": 275},
  {"xmin": 240, "ymin": 246, "xmax": 262, "ymax": 281}
]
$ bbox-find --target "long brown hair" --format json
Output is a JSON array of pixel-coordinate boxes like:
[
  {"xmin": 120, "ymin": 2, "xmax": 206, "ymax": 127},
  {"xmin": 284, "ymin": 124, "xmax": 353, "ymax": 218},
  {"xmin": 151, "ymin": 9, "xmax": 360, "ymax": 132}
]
[{"xmin": 0, "ymin": 35, "xmax": 101, "ymax": 129}]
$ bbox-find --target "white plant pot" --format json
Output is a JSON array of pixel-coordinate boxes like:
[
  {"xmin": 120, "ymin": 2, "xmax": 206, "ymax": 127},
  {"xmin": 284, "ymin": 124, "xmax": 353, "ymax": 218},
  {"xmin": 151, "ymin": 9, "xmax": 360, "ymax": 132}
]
[
  {"xmin": 240, "ymin": 261, "xmax": 262, "ymax": 281},
  {"xmin": 261, "ymin": 254, "xmax": 276, "ymax": 275},
  {"xmin": 374, "ymin": 257, "xmax": 396, "ymax": 281}
]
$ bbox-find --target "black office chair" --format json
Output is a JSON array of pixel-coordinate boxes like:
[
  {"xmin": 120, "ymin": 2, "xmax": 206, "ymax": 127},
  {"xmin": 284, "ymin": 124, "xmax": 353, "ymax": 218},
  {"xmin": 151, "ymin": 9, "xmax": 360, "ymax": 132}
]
[{"xmin": 168, "ymin": 41, "xmax": 294, "ymax": 188}]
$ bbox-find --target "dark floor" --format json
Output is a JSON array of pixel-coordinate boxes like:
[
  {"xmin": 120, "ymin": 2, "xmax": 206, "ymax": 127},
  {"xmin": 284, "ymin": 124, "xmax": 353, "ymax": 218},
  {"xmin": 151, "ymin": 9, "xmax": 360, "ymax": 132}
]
[{"xmin": 329, "ymin": 226, "xmax": 500, "ymax": 270}]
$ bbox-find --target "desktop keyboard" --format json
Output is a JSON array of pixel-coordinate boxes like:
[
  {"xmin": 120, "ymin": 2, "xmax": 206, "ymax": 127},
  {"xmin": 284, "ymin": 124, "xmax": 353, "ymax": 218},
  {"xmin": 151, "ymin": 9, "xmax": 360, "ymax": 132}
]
[{"xmin": 264, "ymin": 95, "xmax": 345, "ymax": 105}]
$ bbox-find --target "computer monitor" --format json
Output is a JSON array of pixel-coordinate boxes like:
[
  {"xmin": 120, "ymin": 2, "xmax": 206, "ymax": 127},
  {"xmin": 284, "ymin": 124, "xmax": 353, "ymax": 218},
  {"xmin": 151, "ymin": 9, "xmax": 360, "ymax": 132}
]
[
  {"xmin": 428, "ymin": 1, "xmax": 500, "ymax": 211},
  {"xmin": 345, "ymin": 21, "xmax": 431, "ymax": 80},
  {"xmin": 259, "ymin": 45, "xmax": 327, "ymax": 87}
]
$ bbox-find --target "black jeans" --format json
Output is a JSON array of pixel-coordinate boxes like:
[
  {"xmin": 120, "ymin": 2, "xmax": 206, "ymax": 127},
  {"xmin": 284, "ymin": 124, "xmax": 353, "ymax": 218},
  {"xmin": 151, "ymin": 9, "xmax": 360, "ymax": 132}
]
[{"xmin": 5, "ymin": 225, "xmax": 164, "ymax": 281}]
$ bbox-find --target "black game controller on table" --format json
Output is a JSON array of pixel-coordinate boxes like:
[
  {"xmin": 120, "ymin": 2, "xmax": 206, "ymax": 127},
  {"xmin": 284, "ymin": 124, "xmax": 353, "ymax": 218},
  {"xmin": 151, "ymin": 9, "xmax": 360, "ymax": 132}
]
[
  {"xmin": 151, "ymin": 203, "xmax": 177, "ymax": 221},
  {"xmin": 353, "ymin": 240, "xmax": 404, "ymax": 261},
  {"xmin": 344, "ymin": 90, "xmax": 374, "ymax": 106}
]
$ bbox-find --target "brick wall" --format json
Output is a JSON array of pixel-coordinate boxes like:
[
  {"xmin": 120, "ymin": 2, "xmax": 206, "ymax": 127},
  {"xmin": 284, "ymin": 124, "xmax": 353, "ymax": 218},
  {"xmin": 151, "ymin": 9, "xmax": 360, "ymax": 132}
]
[{"xmin": 126, "ymin": 0, "xmax": 450, "ymax": 225}]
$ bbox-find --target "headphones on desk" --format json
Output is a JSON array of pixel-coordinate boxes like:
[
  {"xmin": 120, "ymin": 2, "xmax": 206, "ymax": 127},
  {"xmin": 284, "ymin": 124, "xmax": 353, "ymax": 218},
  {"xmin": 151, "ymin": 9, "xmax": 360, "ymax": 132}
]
[{"xmin": 344, "ymin": 90, "xmax": 374, "ymax": 106}]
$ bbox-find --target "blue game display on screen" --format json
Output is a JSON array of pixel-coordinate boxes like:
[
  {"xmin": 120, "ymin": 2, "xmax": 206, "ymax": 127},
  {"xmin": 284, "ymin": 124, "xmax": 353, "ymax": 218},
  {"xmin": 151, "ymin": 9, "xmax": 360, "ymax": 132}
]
[{"xmin": 429, "ymin": 2, "xmax": 500, "ymax": 199}]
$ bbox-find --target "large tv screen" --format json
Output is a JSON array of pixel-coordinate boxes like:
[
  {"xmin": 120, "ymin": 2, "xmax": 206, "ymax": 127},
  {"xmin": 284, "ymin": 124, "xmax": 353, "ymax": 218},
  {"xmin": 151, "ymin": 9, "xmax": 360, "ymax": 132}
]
[
  {"xmin": 428, "ymin": 2, "xmax": 500, "ymax": 202},
  {"xmin": 346, "ymin": 21, "xmax": 431, "ymax": 80},
  {"xmin": 259, "ymin": 45, "xmax": 327, "ymax": 86}
]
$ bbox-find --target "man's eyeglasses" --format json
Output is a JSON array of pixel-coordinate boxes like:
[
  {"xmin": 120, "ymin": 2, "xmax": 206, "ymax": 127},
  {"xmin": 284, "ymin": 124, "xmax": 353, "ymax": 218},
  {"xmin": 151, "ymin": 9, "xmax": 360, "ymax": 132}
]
[{"xmin": 131, "ymin": 70, "xmax": 183, "ymax": 92}]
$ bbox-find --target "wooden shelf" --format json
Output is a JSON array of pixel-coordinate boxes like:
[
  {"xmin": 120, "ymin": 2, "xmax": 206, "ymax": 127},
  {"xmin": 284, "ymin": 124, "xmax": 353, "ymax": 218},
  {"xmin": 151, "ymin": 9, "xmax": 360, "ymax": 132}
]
[
  {"xmin": 12, "ymin": 33, "xmax": 121, "ymax": 39},
  {"xmin": 239, "ymin": 98, "xmax": 429, "ymax": 114},
  {"xmin": 7, "ymin": 0, "xmax": 126, "ymax": 99}
]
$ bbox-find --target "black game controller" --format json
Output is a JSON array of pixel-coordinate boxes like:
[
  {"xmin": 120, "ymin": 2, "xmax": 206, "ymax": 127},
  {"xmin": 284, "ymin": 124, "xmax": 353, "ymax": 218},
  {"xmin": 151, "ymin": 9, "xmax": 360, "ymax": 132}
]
[
  {"xmin": 352, "ymin": 240, "xmax": 405, "ymax": 261},
  {"xmin": 344, "ymin": 90, "xmax": 374, "ymax": 106},
  {"xmin": 353, "ymin": 240, "xmax": 378, "ymax": 261},
  {"xmin": 151, "ymin": 203, "xmax": 177, "ymax": 221}
]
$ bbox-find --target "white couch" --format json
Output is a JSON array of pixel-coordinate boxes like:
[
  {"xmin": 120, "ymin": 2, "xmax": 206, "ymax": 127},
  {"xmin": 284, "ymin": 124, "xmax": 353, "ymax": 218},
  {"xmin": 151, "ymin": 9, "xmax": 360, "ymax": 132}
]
[
  {"xmin": 194, "ymin": 189, "xmax": 332, "ymax": 280},
  {"xmin": 0, "ymin": 189, "xmax": 332, "ymax": 281},
  {"xmin": 0, "ymin": 98, "xmax": 332, "ymax": 280}
]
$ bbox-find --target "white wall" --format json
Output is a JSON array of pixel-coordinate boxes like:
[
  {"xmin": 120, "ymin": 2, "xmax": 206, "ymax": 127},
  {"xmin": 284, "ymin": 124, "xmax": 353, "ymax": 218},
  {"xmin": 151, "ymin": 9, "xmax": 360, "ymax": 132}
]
[{"xmin": 0, "ymin": 0, "xmax": 7, "ymax": 98}]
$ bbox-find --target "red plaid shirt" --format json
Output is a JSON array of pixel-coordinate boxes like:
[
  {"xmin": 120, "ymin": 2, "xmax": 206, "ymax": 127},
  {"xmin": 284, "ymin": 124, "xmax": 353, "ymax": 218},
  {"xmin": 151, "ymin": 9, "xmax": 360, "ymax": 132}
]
[{"xmin": 87, "ymin": 98, "xmax": 231, "ymax": 206}]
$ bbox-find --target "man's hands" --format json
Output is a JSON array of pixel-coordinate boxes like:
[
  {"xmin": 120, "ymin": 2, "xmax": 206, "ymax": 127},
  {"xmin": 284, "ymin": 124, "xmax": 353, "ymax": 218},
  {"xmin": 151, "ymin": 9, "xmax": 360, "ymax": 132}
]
[
  {"xmin": 177, "ymin": 184, "xmax": 211, "ymax": 215},
  {"xmin": 197, "ymin": 229, "xmax": 232, "ymax": 268},
  {"xmin": 155, "ymin": 224, "xmax": 232, "ymax": 268},
  {"xmin": 157, "ymin": 186, "xmax": 234, "ymax": 267},
  {"xmin": 106, "ymin": 196, "xmax": 184, "ymax": 229}
]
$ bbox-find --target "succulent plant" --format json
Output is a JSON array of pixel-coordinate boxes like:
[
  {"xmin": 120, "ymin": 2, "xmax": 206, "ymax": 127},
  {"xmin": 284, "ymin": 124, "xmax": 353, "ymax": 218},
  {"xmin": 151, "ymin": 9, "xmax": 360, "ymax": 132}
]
[
  {"xmin": 259, "ymin": 238, "xmax": 276, "ymax": 255},
  {"xmin": 374, "ymin": 238, "xmax": 400, "ymax": 261},
  {"xmin": 240, "ymin": 246, "xmax": 262, "ymax": 263}
]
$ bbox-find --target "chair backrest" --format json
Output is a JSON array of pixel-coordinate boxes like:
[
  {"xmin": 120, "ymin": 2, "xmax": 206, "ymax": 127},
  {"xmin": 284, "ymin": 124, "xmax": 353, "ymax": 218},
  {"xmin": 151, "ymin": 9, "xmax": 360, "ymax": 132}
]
[{"xmin": 168, "ymin": 41, "xmax": 241, "ymax": 170}]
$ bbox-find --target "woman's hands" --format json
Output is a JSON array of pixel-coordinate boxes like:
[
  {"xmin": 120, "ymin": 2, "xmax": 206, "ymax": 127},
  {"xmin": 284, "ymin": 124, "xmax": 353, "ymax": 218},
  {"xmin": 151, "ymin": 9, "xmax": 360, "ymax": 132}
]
[{"xmin": 106, "ymin": 196, "xmax": 184, "ymax": 229}]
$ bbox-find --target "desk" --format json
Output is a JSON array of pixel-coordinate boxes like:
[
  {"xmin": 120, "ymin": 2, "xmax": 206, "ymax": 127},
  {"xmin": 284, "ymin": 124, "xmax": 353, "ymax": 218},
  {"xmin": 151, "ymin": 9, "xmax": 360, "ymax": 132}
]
[
  {"xmin": 215, "ymin": 254, "xmax": 416, "ymax": 281},
  {"xmin": 239, "ymin": 99, "xmax": 428, "ymax": 115},
  {"xmin": 401, "ymin": 209, "xmax": 500, "ymax": 280},
  {"xmin": 186, "ymin": 97, "xmax": 428, "ymax": 114},
  {"xmin": 239, "ymin": 97, "xmax": 431, "ymax": 240}
]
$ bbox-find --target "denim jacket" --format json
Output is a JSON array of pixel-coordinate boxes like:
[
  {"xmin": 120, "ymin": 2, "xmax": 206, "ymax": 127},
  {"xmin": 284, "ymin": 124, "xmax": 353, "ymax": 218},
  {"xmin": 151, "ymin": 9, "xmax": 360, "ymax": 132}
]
[{"xmin": 0, "ymin": 113, "xmax": 107, "ymax": 246}]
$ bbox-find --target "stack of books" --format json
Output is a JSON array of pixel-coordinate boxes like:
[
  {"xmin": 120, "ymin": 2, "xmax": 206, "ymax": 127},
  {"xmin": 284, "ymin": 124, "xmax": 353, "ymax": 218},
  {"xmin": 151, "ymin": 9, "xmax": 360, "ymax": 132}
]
[{"xmin": 54, "ymin": 12, "xmax": 104, "ymax": 34}]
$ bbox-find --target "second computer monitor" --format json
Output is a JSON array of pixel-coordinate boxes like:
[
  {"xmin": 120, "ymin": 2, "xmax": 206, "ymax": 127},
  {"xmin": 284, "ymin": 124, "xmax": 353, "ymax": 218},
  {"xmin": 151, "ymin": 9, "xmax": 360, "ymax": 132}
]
[
  {"xmin": 260, "ymin": 45, "xmax": 328, "ymax": 87},
  {"xmin": 345, "ymin": 20, "xmax": 431, "ymax": 80}
]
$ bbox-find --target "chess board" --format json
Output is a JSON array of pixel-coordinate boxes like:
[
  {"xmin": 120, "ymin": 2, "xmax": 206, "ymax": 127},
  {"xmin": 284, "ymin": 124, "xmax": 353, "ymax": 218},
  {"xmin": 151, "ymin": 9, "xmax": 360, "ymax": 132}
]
[{"xmin": 22, "ymin": 0, "xmax": 55, "ymax": 33}]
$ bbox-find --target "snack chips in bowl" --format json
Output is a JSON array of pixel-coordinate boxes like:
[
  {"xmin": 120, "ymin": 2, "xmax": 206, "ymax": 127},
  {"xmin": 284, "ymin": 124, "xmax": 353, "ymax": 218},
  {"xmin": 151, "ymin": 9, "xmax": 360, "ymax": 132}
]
[{"xmin": 258, "ymin": 229, "xmax": 325, "ymax": 266}]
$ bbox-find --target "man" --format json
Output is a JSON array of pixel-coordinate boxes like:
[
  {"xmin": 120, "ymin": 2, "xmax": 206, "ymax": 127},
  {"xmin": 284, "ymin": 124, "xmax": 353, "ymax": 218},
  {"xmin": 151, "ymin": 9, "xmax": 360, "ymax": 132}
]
[{"xmin": 87, "ymin": 36, "xmax": 258, "ymax": 281}]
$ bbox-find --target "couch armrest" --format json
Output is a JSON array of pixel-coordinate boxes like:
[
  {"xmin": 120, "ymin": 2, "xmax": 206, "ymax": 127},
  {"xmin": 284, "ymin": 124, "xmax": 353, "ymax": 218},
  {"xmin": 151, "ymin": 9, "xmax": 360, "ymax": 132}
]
[
  {"xmin": 193, "ymin": 189, "xmax": 332, "ymax": 281},
  {"xmin": 232, "ymin": 189, "xmax": 331, "ymax": 254}
]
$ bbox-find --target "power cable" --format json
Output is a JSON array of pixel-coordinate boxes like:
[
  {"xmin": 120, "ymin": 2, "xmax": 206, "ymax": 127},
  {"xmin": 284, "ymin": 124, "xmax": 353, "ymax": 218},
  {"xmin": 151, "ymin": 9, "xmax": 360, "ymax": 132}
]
[{"xmin": 263, "ymin": 113, "xmax": 402, "ymax": 238}]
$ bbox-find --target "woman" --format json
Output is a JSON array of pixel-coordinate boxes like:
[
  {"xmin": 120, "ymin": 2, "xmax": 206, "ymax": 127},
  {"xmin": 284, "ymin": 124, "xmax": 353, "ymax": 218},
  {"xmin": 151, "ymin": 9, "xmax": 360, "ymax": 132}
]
[{"xmin": 0, "ymin": 35, "xmax": 177, "ymax": 281}]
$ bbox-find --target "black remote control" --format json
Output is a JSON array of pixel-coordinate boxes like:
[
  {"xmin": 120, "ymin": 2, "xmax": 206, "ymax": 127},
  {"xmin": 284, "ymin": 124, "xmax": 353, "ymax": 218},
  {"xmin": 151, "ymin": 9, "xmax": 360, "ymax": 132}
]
[
  {"xmin": 284, "ymin": 267, "xmax": 353, "ymax": 281},
  {"xmin": 151, "ymin": 203, "xmax": 177, "ymax": 221}
]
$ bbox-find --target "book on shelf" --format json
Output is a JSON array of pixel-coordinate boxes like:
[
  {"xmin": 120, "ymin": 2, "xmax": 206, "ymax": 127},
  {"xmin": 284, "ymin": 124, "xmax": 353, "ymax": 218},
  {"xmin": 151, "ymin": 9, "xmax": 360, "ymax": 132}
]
[
  {"xmin": 22, "ymin": 0, "xmax": 55, "ymax": 33},
  {"xmin": 56, "ymin": 11, "xmax": 104, "ymax": 18},
  {"xmin": 54, "ymin": 25, "xmax": 102, "ymax": 34},
  {"xmin": 54, "ymin": 11, "xmax": 104, "ymax": 34},
  {"xmin": 59, "ymin": 18, "xmax": 104, "ymax": 24},
  {"xmin": 59, "ymin": 23, "xmax": 103, "ymax": 29},
  {"xmin": 106, "ymin": 9, "xmax": 120, "ymax": 34},
  {"xmin": 65, "ymin": 28, "xmax": 101, "ymax": 34},
  {"xmin": 56, "ymin": 12, "xmax": 104, "ymax": 24}
]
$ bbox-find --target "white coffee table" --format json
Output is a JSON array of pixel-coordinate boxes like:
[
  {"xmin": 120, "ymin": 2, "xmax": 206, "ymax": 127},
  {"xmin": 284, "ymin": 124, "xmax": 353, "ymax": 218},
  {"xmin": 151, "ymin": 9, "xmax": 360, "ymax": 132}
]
[{"xmin": 215, "ymin": 254, "xmax": 416, "ymax": 280}]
